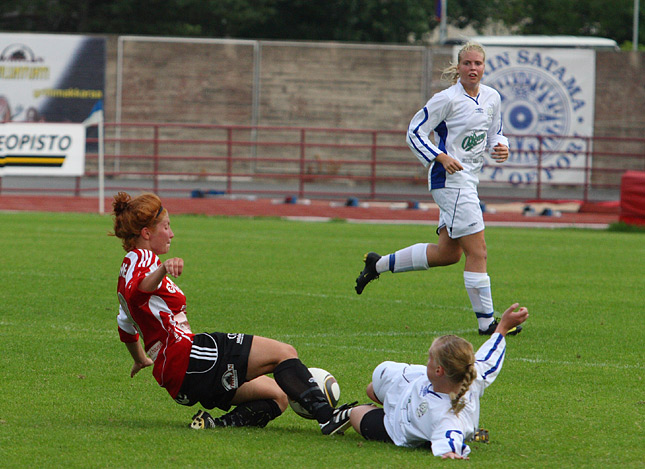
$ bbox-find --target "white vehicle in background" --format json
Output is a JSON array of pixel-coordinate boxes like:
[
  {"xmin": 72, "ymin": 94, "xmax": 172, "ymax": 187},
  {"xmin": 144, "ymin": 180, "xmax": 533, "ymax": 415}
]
[{"xmin": 446, "ymin": 35, "xmax": 620, "ymax": 51}]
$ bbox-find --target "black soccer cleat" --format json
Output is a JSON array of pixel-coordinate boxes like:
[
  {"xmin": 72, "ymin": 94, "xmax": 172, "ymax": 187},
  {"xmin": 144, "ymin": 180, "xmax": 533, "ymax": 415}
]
[
  {"xmin": 478, "ymin": 319, "xmax": 522, "ymax": 336},
  {"xmin": 355, "ymin": 252, "xmax": 381, "ymax": 295},
  {"xmin": 190, "ymin": 410, "xmax": 216, "ymax": 429},
  {"xmin": 320, "ymin": 402, "xmax": 358, "ymax": 435}
]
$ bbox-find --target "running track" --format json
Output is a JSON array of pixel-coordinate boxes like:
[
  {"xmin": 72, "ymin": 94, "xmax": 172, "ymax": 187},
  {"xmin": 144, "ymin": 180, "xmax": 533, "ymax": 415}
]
[{"xmin": 0, "ymin": 195, "xmax": 619, "ymax": 228}]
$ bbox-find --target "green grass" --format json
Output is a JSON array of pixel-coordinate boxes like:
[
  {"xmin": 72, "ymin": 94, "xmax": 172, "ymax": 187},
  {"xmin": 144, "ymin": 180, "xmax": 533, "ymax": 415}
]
[{"xmin": 1, "ymin": 212, "xmax": 643, "ymax": 468}]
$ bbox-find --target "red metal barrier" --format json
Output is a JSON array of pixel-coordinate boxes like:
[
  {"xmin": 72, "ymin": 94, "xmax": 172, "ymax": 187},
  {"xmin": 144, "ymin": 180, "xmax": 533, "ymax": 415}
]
[{"xmin": 1, "ymin": 122, "xmax": 644, "ymax": 204}]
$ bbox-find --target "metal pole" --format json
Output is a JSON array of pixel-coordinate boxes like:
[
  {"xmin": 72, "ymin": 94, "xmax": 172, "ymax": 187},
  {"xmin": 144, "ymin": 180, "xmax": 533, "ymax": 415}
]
[
  {"xmin": 251, "ymin": 41, "xmax": 261, "ymax": 172},
  {"xmin": 98, "ymin": 118, "xmax": 105, "ymax": 214},
  {"xmin": 439, "ymin": 0, "xmax": 448, "ymax": 44},
  {"xmin": 634, "ymin": 0, "xmax": 640, "ymax": 51},
  {"xmin": 115, "ymin": 36, "xmax": 124, "ymax": 172}
]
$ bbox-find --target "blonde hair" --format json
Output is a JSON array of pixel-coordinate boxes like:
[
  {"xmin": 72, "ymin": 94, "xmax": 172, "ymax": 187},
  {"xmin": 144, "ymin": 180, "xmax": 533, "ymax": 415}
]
[
  {"xmin": 430, "ymin": 335, "xmax": 477, "ymax": 415},
  {"xmin": 111, "ymin": 192, "xmax": 166, "ymax": 252},
  {"xmin": 441, "ymin": 42, "xmax": 486, "ymax": 84}
]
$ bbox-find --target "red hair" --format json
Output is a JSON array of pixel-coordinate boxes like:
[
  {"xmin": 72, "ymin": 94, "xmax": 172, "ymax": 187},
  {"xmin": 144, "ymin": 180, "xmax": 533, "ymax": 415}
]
[{"xmin": 111, "ymin": 192, "xmax": 165, "ymax": 251}]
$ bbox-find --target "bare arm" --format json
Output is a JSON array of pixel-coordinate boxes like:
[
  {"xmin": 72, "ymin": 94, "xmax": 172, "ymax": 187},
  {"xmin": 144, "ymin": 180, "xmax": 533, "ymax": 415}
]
[
  {"xmin": 139, "ymin": 257, "xmax": 184, "ymax": 292},
  {"xmin": 125, "ymin": 341, "xmax": 154, "ymax": 378}
]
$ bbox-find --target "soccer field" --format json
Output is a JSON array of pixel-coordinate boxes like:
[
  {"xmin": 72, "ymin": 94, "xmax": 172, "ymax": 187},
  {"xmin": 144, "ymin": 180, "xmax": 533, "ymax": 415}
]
[{"xmin": 1, "ymin": 212, "xmax": 643, "ymax": 467}]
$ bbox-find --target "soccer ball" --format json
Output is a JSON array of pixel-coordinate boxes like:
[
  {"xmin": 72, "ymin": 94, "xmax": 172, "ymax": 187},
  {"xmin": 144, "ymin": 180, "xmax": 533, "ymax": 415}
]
[{"xmin": 288, "ymin": 367, "xmax": 341, "ymax": 419}]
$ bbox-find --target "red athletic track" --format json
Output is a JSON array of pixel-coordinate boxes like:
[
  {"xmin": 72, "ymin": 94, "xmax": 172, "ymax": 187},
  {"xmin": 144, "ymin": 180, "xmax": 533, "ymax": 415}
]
[{"xmin": 0, "ymin": 195, "xmax": 619, "ymax": 228}]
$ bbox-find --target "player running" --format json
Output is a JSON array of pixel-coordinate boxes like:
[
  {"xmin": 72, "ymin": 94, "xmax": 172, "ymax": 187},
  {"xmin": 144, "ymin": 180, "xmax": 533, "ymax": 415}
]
[
  {"xmin": 345, "ymin": 303, "xmax": 529, "ymax": 459},
  {"xmin": 355, "ymin": 42, "xmax": 520, "ymax": 336},
  {"xmin": 111, "ymin": 191, "xmax": 355, "ymax": 434}
]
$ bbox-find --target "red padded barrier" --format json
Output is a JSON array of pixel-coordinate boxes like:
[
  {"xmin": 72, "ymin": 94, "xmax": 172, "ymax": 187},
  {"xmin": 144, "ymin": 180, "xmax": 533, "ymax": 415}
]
[{"xmin": 619, "ymin": 171, "xmax": 645, "ymax": 225}]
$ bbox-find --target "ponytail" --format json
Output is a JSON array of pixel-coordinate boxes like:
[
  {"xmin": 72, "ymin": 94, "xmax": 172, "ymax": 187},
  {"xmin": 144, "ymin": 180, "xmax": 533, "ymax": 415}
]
[{"xmin": 429, "ymin": 335, "xmax": 477, "ymax": 415}]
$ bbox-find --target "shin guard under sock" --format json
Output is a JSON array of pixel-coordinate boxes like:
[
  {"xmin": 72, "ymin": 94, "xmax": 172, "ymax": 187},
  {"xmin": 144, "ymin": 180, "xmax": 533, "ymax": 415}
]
[
  {"xmin": 273, "ymin": 358, "xmax": 333, "ymax": 423},
  {"xmin": 214, "ymin": 399, "xmax": 282, "ymax": 428}
]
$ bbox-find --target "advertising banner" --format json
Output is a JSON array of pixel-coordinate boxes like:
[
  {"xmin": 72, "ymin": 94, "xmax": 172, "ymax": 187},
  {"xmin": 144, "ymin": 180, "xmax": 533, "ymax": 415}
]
[
  {"xmin": 0, "ymin": 33, "xmax": 105, "ymax": 124},
  {"xmin": 0, "ymin": 123, "xmax": 86, "ymax": 176},
  {"xmin": 476, "ymin": 47, "xmax": 595, "ymax": 185}
]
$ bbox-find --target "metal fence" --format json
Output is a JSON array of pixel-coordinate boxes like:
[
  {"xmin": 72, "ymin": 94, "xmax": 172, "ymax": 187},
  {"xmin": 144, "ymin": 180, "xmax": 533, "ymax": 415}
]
[{"xmin": 1, "ymin": 122, "xmax": 644, "ymax": 204}]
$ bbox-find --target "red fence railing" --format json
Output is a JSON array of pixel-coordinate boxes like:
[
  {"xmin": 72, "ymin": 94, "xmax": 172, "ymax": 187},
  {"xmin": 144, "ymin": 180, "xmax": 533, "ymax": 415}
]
[{"xmin": 1, "ymin": 122, "xmax": 643, "ymax": 204}]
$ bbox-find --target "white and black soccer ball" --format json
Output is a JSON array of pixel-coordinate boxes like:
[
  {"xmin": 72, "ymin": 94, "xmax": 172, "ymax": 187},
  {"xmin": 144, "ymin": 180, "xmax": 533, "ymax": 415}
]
[{"xmin": 288, "ymin": 367, "xmax": 341, "ymax": 419}]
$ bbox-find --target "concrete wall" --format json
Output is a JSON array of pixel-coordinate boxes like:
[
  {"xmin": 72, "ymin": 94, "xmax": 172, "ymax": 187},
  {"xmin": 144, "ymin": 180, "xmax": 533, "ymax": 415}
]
[
  {"xmin": 105, "ymin": 37, "xmax": 644, "ymax": 135},
  {"xmin": 102, "ymin": 36, "xmax": 645, "ymax": 184}
]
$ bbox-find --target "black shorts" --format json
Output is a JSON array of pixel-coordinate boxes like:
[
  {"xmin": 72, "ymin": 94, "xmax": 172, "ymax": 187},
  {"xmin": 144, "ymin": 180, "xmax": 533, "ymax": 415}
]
[
  {"xmin": 360, "ymin": 408, "xmax": 394, "ymax": 443},
  {"xmin": 174, "ymin": 332, "xmax": 253, "ymax": 411}
]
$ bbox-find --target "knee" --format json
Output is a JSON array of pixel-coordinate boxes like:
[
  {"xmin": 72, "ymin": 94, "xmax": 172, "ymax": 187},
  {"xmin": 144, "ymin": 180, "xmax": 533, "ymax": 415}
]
[
  {"xmin": 279, "ymin": 342, "xmax": 299, "ymax": 361},
  {"xmin": 468, "ymin": 246, "xmax": 487, "ymax": 263},
  {"xmin": 274, "ymin": 391, "xmax": 289, "ymax": 412}
]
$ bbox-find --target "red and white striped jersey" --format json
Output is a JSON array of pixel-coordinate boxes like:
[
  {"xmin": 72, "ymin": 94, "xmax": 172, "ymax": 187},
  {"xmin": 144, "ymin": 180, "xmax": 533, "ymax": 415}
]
[{"xmin": 117, "ymin": 249, "xmax": 194, "ymax": 398}]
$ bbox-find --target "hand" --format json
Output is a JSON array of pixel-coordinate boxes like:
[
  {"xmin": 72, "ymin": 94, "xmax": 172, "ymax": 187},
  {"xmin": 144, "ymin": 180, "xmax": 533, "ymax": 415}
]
[
  {"xmin": 435, "ymin": 153, "xmax": 464, "ymax": 174},
  {"xmin": 490, "ymin": 144, "xmax": 509, "ymax": 163},
  {"xmin": 495, "ymin": 303, "xmax": 529, "ymax": 336},
  {"xmin": 441, "ymin": 452, "xmax": 469, "ymax": 460},
  {"xmin": 130, "ymin": 357, "xmax": 154, "ymax": 378},
  {"xmin": 163, "ymin": 257, "xmax": 184, "ymax": 277}
]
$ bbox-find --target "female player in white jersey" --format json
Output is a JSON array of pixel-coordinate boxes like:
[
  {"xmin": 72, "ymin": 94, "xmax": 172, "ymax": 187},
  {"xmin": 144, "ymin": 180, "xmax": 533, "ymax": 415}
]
[
  {"xmin": 346, "ymin": 303, "xmax": 528, "ymax": 459},
  {"xmin": 111, "ymin": 192, "xmax": 354, "ymax": 434},
  {"xmin": 355, "ymin": 42, "xmax": 520, "ymax": 336}
]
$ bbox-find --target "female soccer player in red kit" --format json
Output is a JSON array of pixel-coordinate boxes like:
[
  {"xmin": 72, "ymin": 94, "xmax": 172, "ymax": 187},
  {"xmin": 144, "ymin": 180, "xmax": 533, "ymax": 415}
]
[{"xmin": 112, "ymin": 192, "xmax": 354, "ymax": 434}]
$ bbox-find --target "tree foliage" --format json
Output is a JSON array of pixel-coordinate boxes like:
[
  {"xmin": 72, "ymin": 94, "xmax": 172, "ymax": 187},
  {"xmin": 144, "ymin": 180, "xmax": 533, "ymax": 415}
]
[{"xmin": 0, "ymin": 0, "xmax": 641, "ymax": 46}]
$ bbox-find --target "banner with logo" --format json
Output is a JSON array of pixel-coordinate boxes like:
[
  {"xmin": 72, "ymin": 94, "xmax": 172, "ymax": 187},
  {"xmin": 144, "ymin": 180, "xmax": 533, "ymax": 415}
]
[
  {"xmin": 0, "ymin": 33, "xmax": 105, "ymax": 124},
  {"xmin": 0, "ymin": 123, "xmax": 85, "ymax": 176},
  {"xmin": 475, "ymin": 47, "xmax": 595, "ymax": 185}
]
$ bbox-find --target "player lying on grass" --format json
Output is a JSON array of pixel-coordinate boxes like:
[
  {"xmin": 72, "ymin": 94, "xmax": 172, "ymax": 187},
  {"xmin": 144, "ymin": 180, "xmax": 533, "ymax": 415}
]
[
  {"xmin": 111, "ymin": 192, "xmax": 355, "ymax": 435},
  {"xmin": 340, "ymin": 303, "xmax": 528, "ymax": 459}
]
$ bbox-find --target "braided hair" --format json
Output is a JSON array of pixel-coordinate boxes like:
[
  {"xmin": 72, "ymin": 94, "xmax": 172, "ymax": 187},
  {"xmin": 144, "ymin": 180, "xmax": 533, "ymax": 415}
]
[{"xmin": 429, "ymin": 335, "xmax": 477, "ymax": 415}]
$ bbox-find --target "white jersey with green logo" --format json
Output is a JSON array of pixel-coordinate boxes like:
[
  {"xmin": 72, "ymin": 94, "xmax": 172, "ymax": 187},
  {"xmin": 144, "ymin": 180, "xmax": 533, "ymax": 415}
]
[{"xmin": 406, "ymin": 81, "xmax": 508, "ymax": 190}]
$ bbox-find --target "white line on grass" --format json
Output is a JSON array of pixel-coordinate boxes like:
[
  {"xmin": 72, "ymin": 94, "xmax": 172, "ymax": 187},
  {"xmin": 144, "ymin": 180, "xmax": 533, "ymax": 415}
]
[{"xmin": 512, "ymin": 357, "xmax": 643, "ymax": 370}]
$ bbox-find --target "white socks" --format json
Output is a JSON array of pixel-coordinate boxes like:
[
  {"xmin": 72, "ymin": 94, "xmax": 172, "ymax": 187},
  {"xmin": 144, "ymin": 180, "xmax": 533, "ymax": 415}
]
[
  {"xmin": 463, "ymin": 271, "xmax": 495, "ymax": 330},
  {"xmin": 372, "ymin": 247, "xmax": 495, "ymax": 331},
  {"xmin": 375, "ymin": 243, "xmax": 429, "ymax": 274}
]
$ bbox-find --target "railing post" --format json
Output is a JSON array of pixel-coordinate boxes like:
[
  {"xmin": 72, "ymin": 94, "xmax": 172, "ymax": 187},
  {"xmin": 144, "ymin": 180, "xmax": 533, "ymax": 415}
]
[
  {"xmin": 227, "ymin": 127, "xmax": 233, "ymax": 194},
  {"xmin": 153, "ymin": 125, "xmax": 159, "ymax": 194},
  {"xmin": 299, "ymin": 128, "xmax": 306, "ymax": 198},
  {"xmin": 536, "ymin": 135, "xmax": 543, "ymax": 200},
  {"xmin": 370, "ymin": 131, "xmax": 377, "ymax": 199},
  {"xmin": 583, "ymin": 136, "xmax": 591, "ymax": 203},
  {"xmin": 75, "ymin": 176, "xmax": 81, "ymax": 196}
]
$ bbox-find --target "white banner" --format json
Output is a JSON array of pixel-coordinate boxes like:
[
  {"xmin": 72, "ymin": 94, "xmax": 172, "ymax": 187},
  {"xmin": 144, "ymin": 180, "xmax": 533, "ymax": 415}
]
[
  {"xmin": 0, "ymin": 33, "xmax": 105, "ymax": 124},
  {"xmin": 0, "ymin": 123, "xmax": 86, "ymax": 176},
  {"xmin": 475, "ymin": 47, "xmax": 596, "ymax": 185}
]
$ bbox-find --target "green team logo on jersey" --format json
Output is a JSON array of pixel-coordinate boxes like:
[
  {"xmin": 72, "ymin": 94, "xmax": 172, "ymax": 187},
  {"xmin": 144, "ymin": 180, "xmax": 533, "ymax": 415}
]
[{"xmin": 461, "ymin": 132, "xmax": 486, "ymax": 152}]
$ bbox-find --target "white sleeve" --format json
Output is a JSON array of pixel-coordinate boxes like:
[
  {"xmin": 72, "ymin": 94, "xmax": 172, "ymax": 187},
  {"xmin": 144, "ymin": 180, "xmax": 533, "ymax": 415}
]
[
  {"xmin": 116, "ymin": 293, "xmax": 139, "ymax": 337},
  {"xmin": 474, "ymin": 332, "xmax": 506, "ymax": 392},
  {"xmin": 406, "ymin": 92, "xmax": 452, "ymax": 167},
  {"xmin": 430, "ymin": 422, "xmax": 472, "ymax": 458},
  {"xmin": 486, "ymin": 91, "xmax": 509, "ymax": 149}
]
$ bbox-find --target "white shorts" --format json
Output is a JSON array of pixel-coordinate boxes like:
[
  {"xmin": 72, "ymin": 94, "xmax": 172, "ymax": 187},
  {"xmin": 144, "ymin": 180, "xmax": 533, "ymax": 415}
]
[
  {"xmin": 431, "ymin": 187, "xmax": 484, "ymax": 239},
  {"xmin": 372, "ymin": 361, "xmax": 405, "ymax": 404},
  {"xmin": 372, "ymin": 361, "xmax": 426, "ymax": 405}
]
